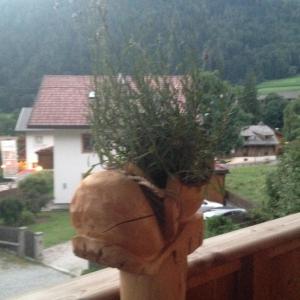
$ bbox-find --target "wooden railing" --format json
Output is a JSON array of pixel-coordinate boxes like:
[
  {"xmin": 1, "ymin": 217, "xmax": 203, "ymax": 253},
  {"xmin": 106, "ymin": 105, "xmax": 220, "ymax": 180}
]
[{"xmin": 15, "ymin": 213, "xmax": 300, "ymax": 300}]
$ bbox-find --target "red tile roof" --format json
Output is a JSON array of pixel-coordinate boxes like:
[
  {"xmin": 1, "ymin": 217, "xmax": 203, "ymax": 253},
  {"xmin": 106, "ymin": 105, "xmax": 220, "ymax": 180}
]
[
  {"xmin": 28, "ymin": 75, "xmax": 185, "ymax": 129},
  {"xmin": 28, "ymin": 75, "xmax": 93, "ymax": 128}
]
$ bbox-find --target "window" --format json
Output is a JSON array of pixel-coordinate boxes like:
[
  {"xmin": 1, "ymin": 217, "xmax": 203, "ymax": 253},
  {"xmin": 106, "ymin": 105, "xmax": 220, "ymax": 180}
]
[
  {"xmin": 82, "ymin": 134, "xmax": 94, "ymax": 153},
  {"xmin": 89, "ymin": 91, "xmax": 95, "ymax": 99}
]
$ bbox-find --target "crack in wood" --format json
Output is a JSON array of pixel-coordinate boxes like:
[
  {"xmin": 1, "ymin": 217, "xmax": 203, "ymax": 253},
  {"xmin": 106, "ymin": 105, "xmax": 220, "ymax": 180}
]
[{"xmin": 101, "ymin": 214, "xmax": 155, "ymax": 233}]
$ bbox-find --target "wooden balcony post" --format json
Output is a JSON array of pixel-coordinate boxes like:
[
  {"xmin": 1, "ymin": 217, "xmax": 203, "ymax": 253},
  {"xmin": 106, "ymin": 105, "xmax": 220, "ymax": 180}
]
[
  {"xmin": 252, "ymin": 251, "xmax": 272, "ymax": 300},
  {"xmin": 120, "ymin": 252, "xmax": 187, "ymax": 300},
  {"xmin": 70, "ymin": 170, "xmax": 204, "ymax": 300}
]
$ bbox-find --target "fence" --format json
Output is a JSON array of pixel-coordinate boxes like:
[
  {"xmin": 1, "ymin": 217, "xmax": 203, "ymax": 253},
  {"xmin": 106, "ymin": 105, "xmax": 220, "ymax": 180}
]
[
  {"xmin": 0, "ymin": 226, "xmax": 43, "ymax": 260},
  {"xmin": 14, "ymin": 212, "xmax": 300, "ymax": 300}
]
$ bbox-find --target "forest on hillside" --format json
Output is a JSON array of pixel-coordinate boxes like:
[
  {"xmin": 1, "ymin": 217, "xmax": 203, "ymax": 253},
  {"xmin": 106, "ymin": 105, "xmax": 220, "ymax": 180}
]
[{"xmin": 1, "ymin": 0, "xmax": 300, "ymax": 113}]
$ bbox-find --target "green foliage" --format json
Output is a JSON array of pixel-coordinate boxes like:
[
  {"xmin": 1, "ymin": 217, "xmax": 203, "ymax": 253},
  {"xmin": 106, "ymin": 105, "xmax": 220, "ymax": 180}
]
[
  {"xmin": 219, "ymin": 95, "xmax": 254, "ymax": 155},
  {"xmin": 215, "ymin": 106, "xmax": 245, "ymax": 156},
  {"xmin": 91, "ymin": 71, "xmax": 238, "ymax": 187},
  {"xmin": 205, "ymin": 216, "xmax": 239, "ymax": 238},
  {"xmin": 247, "ymin": 207, "xmax": 272, "ymax": 224},
  {"xmin": 19, "ymin": 210, "xmax": 36, "ymax": 226},
  {"xmin": 261, "ymin": 94, "xmax": 287, "ymax": 129},
  {"xmin": 226, "ymin": 155, "xmax": 299, "ymax": 222},
  {"xmin": 283, "ymin": 98, "xmax": 300, "ymax": 141},
  {"xmin": 0, "ymin": 113, "xmax": 18, "ymax": 135},
  {"xmin": 2, "ymin": 1, "xmax": 300, "ymax": 111},
  {"xmin": 89, "ymin": 1, "xmax": 242, "ymax": 187},
  {"xmin": 0, "ymin": 197, "xmax": 23, "ymax": 226},
  {"xmin": 240, "ymin": 74, "xmax": 261, "ymax": 123},
  {"xmin": 265, "ymin": 172, "xmax": 280, "ymax": 211},
  {"xmin": 83, "ymin": 0, "xmax": 300, "ymax": 82},
  {"xmin": 0, "ymin": 0, "xmax": 90, "ymax": 112},
  {"xmin": 265, "ymin": 139, "xmax": 300, "ymax": 217},
  {"xmin": 18, "ymin": 171, "xmax": 53, "ymax": 214}
]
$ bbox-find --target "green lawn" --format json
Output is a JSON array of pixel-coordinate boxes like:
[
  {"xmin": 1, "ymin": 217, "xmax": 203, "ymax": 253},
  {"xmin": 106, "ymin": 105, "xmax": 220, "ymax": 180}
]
[
  {"xmin": 226, "ymin": 164, "xmax": 275, "ymax": 205},
  {"xmin": 28, "ymin": 211, "xmax": 75, "ymax": 248},
  {"xmin": 257, "ymin": 75, "xmax": 300, "ymax": 95}
]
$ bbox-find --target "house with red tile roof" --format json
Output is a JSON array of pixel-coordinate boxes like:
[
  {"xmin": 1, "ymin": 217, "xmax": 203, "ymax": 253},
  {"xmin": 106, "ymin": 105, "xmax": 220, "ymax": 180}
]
[
  {"xmin": 16, "ymin": 75, "xmax": 101, "ymax": 204},
  {"xmin": 16, "ymin": 75, "xmax": 229, "ymax": 205}
]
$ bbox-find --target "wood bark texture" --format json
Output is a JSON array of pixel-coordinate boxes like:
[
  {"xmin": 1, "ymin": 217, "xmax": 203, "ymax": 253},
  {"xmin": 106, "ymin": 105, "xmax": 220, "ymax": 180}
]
[{"xmin": 71, "ymin": 169, "xmax": 205, "ymax": 300}]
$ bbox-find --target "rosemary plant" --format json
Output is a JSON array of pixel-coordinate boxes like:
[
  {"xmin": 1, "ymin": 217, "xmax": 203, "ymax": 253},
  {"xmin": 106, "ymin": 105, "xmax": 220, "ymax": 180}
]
[
  {"xmin": 87, "ymin": 0, "xmax": 238, "ymax": 188},
  {"xmin": 90, "ymin": 71, "xmax": 237, "ymax": 188}
]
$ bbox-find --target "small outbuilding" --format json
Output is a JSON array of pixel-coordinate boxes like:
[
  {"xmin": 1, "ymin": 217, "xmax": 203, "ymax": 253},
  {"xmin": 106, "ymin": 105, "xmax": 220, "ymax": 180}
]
[{"xmin": 235, "ymin": 122, "xmax": 279, "ymax": 157}]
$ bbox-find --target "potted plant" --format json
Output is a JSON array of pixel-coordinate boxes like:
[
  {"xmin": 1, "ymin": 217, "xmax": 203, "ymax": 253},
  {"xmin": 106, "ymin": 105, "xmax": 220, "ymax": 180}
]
[{"xmin": 71, "ymin": 70, "xmax": 237, "ymax": 300}]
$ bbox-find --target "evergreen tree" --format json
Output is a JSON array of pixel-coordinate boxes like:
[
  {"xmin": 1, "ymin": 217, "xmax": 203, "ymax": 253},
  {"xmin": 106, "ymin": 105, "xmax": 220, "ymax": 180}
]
[
  {"xmin": 240, "ymin": 73, "xmax": 261, "ymax": 123},
  {"xmin": 2, "ymin": 1, "xmax": 300, "ymax": 112}
]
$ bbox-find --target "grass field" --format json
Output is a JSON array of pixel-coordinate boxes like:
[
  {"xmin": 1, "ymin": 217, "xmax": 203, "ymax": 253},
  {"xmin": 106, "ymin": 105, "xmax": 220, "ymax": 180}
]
[
  {"xmin": 28, "ymin": 211, "xmax": 75, "ymax": 248},
  {"xmin": 257, "ymin": 75, "xmax": 300, "ymax": 95},
  {"xmin": 226, "ymin": 164, "xmax": 275, "ymax": 205}
]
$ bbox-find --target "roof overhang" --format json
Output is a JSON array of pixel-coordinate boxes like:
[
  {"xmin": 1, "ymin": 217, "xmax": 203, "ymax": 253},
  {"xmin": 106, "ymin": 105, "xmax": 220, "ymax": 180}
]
[{"xmin": 27, "ymin": 125, "xmax": 90, "ymax": 130}]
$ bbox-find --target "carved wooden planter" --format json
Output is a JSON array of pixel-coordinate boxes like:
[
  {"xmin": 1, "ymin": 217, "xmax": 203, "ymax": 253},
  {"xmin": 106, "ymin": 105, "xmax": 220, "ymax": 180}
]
[{"xmin": 70, "ymin": 169, "xmax": 205, "ymax": 300}]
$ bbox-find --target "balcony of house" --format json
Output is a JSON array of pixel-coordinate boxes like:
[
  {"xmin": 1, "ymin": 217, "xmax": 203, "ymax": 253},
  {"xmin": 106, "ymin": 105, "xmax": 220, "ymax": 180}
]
[{"xmin": 15, "ymin": 212, "xmax": 300, "ymax": 300}]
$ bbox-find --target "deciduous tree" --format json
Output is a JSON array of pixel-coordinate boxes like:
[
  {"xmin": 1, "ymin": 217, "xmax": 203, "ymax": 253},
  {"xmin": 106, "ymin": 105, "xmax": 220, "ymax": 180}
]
[
  {"xmin": 283, "ymin": 98, "xmax": 300, "ymax": 141},
  {"xmin": 262, "ymin": 93, "xmax": 286, "ymax": 129},
  {"xmin": 266, "ymin": 139, "xmax": 300, "ymax": 217}
]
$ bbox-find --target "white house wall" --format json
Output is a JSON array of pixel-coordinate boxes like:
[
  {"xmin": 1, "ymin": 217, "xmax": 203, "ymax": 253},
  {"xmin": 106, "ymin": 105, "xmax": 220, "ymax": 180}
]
[
  {"xmin": 53, "ymin": 130, "xmax": 101, "ymax": 204},
  {"xmin": 25, "ymin": 133, "xmax": 53, "ymax": 168}
]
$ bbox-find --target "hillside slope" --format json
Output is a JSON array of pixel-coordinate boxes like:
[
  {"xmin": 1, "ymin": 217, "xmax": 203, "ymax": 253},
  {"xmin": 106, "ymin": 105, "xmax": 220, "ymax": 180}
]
[{"xmin": 1, "ymin": 0, "xmax": 300, "ymax": 111}]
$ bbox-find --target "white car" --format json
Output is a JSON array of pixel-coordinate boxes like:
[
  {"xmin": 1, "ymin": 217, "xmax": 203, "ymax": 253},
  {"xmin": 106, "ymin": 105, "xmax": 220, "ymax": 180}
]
[
  {"xmin": 203, "ymin": 208, "xmax": 247, "ymax": 220},
  {"xmin": 200, "ymin": 200, "xmax": 223, "ymax": 212}
]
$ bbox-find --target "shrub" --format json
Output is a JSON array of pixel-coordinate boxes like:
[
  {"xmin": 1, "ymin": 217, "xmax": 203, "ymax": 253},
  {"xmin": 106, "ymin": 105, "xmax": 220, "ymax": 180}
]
[
  {"xmin": 205, "ymin": 216, "xmax": 239, "ymax": 238},
  {"xmin": 265, "ymin": 139, "xmax": 300, "ymax": 217},
  {"xmin": 247, "ymin": 208, "xmax": 272, "ymax": 224},
  {"xmin": 19, "ymin": 210, "xmax": 36, "ymax": 225},
  {"xmin": 0, "ymin": 197, "xmax": 24, "ymax": 226},
  {"xmin": 18, "ymin": 171, "xmax": 53, "ymax": 214},
  {"xmin": 265, "ymin": 171, "xmax": 281, "ymax": 216}
]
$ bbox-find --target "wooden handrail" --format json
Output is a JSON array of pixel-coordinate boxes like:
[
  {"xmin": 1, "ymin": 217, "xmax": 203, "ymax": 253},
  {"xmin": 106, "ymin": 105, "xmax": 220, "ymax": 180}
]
[{"xmin": 15, "ymin": 213, "xmax": 300, "ymax": 300}]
